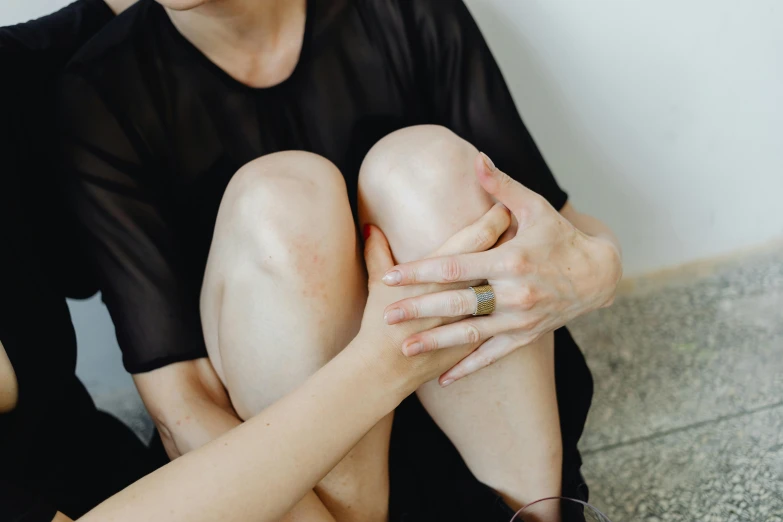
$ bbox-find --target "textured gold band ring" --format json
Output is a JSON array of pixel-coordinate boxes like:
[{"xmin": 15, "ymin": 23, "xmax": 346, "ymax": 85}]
[{"xmin": 470, "ymin": 284, "xmax": 496, "ymax": 316}]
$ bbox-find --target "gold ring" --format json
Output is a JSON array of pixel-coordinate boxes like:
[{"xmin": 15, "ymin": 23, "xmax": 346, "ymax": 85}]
[{"xmin": 470, "ymin": 284, "xmax": 496, "ymax": 316}]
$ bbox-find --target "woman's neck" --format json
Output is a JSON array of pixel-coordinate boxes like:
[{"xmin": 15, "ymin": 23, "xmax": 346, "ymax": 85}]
[{"xmin": 166, "ymin": 0, "xmax": 308, "ymax": 88}]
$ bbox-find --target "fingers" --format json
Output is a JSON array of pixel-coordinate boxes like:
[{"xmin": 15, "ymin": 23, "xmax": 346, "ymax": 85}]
[
  {"xmin": 363, "ymin": 225, "xmax": 395, "ymax": 281},
  {"xmin": 382, "ymin": 249, "xmax": 513, "ymax": 286},
  {"xmin": 430, "ymin": 203, "xmax": 511, "ymax": 257},
  {"xmin": 400, "ymin": 313, "xmax": 517, "ymax": 357},
  {"xmin": 475, "ymin": 152, "xmax": 541, "ymax": 215},
  {"xmin": 438, "ymin": 334, "xmax": 521, "ymax": 386},
  {"xmin": 384, "ymin": 288, "xmax": 478, "ymax": 324}
]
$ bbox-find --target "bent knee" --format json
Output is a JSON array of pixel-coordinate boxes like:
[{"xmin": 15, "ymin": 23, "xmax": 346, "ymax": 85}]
[
  {"xmin": 358, "ymin": 125, "xmax": 479, "ymax": 196},
  {"xmin": 357, "ymin": 126, "xmax": 492, "ymax": 261},
  {"xmin": 214, "ymin": 152, "xmax": 353, "ymax": 247},
  {"xmin": 224, "ymin": 151, "xmax": 347, "ymax": 221}
]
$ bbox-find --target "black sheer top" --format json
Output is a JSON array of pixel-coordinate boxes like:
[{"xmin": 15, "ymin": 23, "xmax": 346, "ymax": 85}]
[{"xmin": 58, "ymin": 0, "xmax": 569, "ymax": 373}]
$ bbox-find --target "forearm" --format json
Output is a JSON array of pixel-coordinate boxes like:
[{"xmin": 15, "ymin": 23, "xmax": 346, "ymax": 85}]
[
  {"xmin": 155, "ymin": 395, "xmax": 242, "ymax": 459},
  {"xmin": 80, "ymin": 334, "xmax": 409, "ymax": 522},
  {"xmin": 559, "ymin": 202, "xmax": 623, "ymax": 305},
  {"xmin": 138, "ymin": 362, "xmax": 331, "ymax": 519},
  {"xmin": 560, "ymin": 202, "xmax": 622, "ymax": 258}
]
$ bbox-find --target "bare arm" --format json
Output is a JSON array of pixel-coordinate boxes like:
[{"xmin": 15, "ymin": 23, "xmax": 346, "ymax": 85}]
[
  {"xmin": 0, "ymin": 340, "xmax": 19, "ymax": 413},
  {"xmin": 81, "ymin": 334, "xmax": 407, "ymax": 522},
  {"xmin": 79, "ymin": 227, "xmax": 476, "ymax": 522},
  {"xmin": 559, "ymin": 201, "xmax": 622, "ymax": 261},
  {"xmin": 133, "ymin": 358, "xmax": 240, "ymax": 459}
]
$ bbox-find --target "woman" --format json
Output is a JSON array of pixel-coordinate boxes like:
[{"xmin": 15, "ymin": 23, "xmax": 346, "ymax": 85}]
[
  {"xmin": 57, "ymin": 0, "xmax": 622, "ymax": 519},
  {"xmin": 0, "ymin": 1, "xmax": 159, "ymax": 521}
]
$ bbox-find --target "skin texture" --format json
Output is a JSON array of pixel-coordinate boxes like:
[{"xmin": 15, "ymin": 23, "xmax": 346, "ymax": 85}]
[{"xmin": 383, "ymin": 153, "xmax": 622, "ymax": 385}]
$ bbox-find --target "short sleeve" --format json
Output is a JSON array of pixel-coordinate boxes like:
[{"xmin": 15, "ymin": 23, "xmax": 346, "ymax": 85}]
[
  {"xmin": 404, "ymin": 0, "xmax": 568, "ymax": 210},
  {"xmin": 56, "ymin": 73, "xmax": 208, "ymax": 373}
]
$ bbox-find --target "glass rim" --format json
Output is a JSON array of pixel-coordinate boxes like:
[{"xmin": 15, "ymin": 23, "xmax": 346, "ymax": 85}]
[{"xmin": 510, "ymin": 496, "xmax": 612, "ymax": 522}]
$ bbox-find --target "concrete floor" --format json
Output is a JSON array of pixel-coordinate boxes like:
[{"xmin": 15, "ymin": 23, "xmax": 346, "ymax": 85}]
[
  {"xmin": 76, "ymin": 244, "xmax": 783, "ymax": 521},
  {"xmin": 570, "ymin": 244, "xmax": 783, "ymax": 521}
]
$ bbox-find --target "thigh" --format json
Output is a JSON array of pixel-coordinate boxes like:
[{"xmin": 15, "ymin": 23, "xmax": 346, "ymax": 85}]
[
  {"xmin": 200, "ymin": 151, "xmax": 367, "ymax": 420},
  {"xmin": 201, "ymin": 152, "xmax": 393, "ymax": 522}
]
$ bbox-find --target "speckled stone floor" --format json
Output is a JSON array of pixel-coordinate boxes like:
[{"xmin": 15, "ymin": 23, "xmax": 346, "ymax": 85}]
[{"xmin": 569, "ymin": 244, "xmax": 783, "ymax": 521}]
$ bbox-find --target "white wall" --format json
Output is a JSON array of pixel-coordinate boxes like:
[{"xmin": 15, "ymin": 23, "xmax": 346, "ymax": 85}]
[
  {"xmin": 464, "ymin": 0, "xmax": 783, "ymax": 275},
  {"xmin": 3, "ymin": 0, "xmax": 782, "ymax": 397},
  {"xmin": 0, "ymin": 0, "xmax": 74, "ymax": 22}
]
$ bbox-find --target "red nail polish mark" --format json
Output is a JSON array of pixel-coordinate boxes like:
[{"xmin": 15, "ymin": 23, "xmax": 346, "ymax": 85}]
[{"xmin": 362, "ymin": 224, "xmax": 372, "ymax": 240}]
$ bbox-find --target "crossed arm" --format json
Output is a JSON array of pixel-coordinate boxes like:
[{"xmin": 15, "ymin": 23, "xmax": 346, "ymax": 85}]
[{"xmin": 77, "ymin": 224, "xmax": 483, "ymax": 522}]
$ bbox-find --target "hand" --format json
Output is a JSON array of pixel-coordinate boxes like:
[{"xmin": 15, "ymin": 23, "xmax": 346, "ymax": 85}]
[
  {"xmin": 380, "ymin": 153, "xmax": 623, "ymax": 385},
  {"xmin": 359, "ymin": 203, "xmax": 511, "ymax": 387}
]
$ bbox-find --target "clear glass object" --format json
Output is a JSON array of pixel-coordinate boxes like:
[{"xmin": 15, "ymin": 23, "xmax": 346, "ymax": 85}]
[{"xmin": 510, "ymin": 497, "xmax": 612, "ymax": 522}]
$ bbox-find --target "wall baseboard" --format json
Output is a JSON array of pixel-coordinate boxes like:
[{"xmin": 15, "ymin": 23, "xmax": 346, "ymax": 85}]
[{"xmin": 616, "ymin": 237, "xmax": 783, "ymax": 297}]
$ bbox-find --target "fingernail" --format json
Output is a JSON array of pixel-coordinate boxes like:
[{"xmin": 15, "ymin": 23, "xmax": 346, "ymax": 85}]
[
  {"xmin": 480, "ymin": 152, "xmax": 496, "ymax": 172},
  {"xmin": 382, "ymin": 270, "xmax": 402, "ymax": 285},
  {"xmin": 441, "ymin": 378, "xmax": 455, "ymax": 388},
  {"xmin": 384, "ymin": 308, "xmax": 405, "ymax": 324},
  {"xmin": 362, "ymin": 224, "xmax": 372, "ymax": 240},
  {"xmin": 403, "ymin": 341, "xmax": 423, "ymax": 357}
]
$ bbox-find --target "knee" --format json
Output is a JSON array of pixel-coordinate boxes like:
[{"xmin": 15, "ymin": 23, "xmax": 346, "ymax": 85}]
[
  {"xmin": 357, "ymin": 125, "xmax": 492, "ymax": 262},
  {"xmin": 217, "ymin": 151, "xmax": 352, "ymax": 249},
  {"xmin": 358, "ymin": 125, "xmax": 481, "ymax": 202}
]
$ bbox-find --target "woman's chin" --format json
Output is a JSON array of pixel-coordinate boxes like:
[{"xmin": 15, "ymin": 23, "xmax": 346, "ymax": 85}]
[{"xmin": 156, "ymin": 0, "xmax": 212, "ymax": 11}]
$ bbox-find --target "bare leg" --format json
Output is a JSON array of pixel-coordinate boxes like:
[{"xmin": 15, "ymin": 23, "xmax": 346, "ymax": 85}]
[
  {"xmin": 201, "ymin": 152, "xmax": 391, "ymax": 522},
  {"xmin": 358, "ymin": 126, "xmax": 562, "ymax": 511}
]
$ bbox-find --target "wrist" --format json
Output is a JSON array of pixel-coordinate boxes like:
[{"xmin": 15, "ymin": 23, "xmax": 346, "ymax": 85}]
[
  {"xmin": 590, "ymin": 236, "xmax": 623, "ymax": 306},
  {"xmin": 349, "ymin": 329, "xmax": 419, "ymax": 403}
]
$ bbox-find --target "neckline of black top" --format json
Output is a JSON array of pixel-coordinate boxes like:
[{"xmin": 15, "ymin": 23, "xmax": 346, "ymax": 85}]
[{"xmin": 155, "ymin": 0, "xmax": 315, "ymax": 94}]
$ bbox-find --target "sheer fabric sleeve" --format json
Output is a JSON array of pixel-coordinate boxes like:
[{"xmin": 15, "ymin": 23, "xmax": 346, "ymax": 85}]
[
  {"xmin": 405, "ymin": 0, "xmax": 568, "ymax": 210},
  {"xmin": 56, "ymin": 73, "xmax": 208, "ymax": 373}
]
